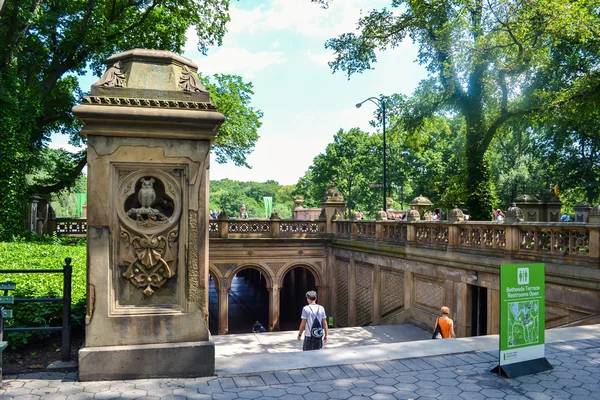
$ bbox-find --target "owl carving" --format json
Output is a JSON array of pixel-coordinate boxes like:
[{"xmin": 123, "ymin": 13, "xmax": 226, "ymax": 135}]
[{"xmin": 138, "ymin": 178, "xmax": 156, "ymax": 208}]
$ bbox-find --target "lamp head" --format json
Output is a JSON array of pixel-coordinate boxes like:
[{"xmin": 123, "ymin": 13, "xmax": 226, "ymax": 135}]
[{"xmin": 355, "ymin": 103, "xmax": 362, "ymax": 109}]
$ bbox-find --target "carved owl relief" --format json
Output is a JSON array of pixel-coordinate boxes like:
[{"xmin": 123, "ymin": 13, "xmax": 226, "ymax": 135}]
[{"xmin": 138, "ymin": 178, "xmax": 156, "ymax": 208}]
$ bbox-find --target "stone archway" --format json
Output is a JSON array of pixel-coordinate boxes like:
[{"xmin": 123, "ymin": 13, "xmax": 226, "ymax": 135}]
[
  {"xmin": 278, "ymin": 264, "xmax": 321, "ymax": 331},
  {"xmin": 226, "ymin": 264, "xmax": 273, "ymax": 334}
]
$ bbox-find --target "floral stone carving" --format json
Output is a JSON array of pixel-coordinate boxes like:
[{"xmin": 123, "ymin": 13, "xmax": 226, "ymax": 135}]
[
  {"xmin": 117, "ymin": 170, "xmax": 183, "ymax": 297},
  {"xmin": 97, "ymin": 61, "xmax": 126, "ymax": 88}
]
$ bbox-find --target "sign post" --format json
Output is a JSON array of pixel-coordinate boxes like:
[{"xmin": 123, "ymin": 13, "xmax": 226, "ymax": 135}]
[{"xmin": 492, "ymin": 263, "xmax": 553, "ymax": 378}]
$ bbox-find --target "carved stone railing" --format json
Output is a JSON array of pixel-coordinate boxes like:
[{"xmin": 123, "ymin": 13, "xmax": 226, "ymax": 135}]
[
  {"xmin": 55, "ymin": 218, "xmax": 87, "ymax": 236},
  {"xmin": 209, "ymin": 219, "xmax": 326, "ymax": 239},
  {"xmin": 517, "ymin": 223, "xmax": 589, "ymax": 257}
]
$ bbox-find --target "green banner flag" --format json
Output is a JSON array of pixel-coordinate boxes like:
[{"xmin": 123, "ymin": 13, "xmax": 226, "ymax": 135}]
[
  {"xmin": 75, "ymin": 193, "xmax": 87, "ymax": 218},
  {"xmin": 263, "ymin": 197, "xmax": 273, "ymax": 218},
  {"xmin": 494, "ymin": 263, "xmax": 552, "ymax": 378}
]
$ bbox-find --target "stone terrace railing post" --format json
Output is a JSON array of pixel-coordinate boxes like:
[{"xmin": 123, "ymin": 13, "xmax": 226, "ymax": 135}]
[
  {"xmin": 589, "ymin": 225, "xmax": 599, "ymax": 259},
  {"xmin": 375, "ymin": 222, "xmax": 384, "ymax": 242},
  {"xmin": 351, "ymin": 221, "xmax": 358, "ymax": 241},
  {"xmin": 271, "ymin": 220, "xmax": 280, "ymax": 238}
]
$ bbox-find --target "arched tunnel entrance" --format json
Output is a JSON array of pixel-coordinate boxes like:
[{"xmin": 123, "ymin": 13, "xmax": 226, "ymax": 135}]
[
  {"xmin": 228, "ymin": 268, "xmax": 269, "ymax": 334},
  {"xmin": 279, "ymin": 266, "xmax": 317, "ymax": 331}
]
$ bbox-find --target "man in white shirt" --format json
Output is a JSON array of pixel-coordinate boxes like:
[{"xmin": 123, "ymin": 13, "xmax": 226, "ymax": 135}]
[{"xmin": 297, "ymin": 291, "xmax": 328, "ymax": 350}]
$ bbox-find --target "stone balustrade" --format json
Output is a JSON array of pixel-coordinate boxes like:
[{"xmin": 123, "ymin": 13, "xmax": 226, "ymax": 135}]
[{"xmin": 53, "ymin": 217, "xmax": 600, "ymax": 267}]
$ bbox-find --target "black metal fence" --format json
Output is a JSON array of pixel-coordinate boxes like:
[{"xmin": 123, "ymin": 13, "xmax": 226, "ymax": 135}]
[{"xmin": 0, "ymin": 258, "xmax": 73, "ymax": 362}]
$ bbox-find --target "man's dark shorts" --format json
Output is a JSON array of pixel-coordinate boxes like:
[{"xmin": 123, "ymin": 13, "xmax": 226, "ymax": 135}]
[{"xmin": 302, "ymin": 336, "xmax": 323, "ymax": 351}]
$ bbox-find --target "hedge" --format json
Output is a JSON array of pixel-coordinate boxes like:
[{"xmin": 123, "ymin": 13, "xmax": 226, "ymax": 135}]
[{"xmin": 0, "ymin": 236, "xmax": 86, "ymax": 348}]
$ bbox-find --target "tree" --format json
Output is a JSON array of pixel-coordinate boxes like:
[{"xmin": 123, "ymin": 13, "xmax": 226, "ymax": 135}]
[
  {"xmin": 324, "ymin": 0, "xmax": 600, "ymax": 220},
  {"xmin": 297, "ymin": 128, "xmax": 381, "ymax": 217},
  {"xmin": 0, "ymin": 0, "xmax": 263, "ymax": 239}
]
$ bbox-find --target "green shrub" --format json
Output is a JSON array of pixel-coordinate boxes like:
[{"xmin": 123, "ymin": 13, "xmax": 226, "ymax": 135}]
[{"xmin": 0, "ymin": 239, "xmax": 86, "ymax": 348}]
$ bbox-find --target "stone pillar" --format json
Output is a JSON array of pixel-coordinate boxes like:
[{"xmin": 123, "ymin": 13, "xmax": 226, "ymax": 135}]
[
  {"xmin": 74, "ymin": 49, "xmax": 224, "ymax": 381},
  {"xmin": 268, "ymin": 285, "xmax": 280, "ymax": 332},
  {"xmin": 218, "ymin": 286, "xmax": 229, "ymax": 335},
  {"xmin": 373, "ymin": 264, "xmax": 381, "ymax": 323},
  {"xmin": 28, "ymin": 196, "xmax": 40, "ymax": 232}
]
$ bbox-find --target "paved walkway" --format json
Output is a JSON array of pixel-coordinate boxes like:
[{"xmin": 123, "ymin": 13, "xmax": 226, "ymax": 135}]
[{"xmin": 2, "ymin": 325, "xmax": 599, "ymax": 399}]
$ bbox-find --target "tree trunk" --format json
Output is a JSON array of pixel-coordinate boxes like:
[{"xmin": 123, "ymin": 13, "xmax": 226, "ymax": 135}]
[{"xmin": 464, "ymin": 110, "xmax": 493, "ymax": 221}]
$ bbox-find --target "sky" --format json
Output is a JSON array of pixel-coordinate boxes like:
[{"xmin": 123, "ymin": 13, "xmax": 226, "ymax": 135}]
[{"xmin": 51, "ymin": 0, "xmax": 428, "ymax": 185}]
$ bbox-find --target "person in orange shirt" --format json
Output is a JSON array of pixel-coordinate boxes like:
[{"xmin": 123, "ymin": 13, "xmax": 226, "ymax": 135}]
[{"xmin": 435, "ymin": 306, "xmax": 456, "ymax": 338}]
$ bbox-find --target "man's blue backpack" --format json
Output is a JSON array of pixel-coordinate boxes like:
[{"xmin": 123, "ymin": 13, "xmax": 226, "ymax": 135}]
[{"xmin": 309, "ymin": 305, "xmax": 324, "ymax": 339}]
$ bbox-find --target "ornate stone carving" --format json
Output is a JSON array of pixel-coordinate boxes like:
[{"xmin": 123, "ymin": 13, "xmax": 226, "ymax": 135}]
[
  {"xmin": 82, "ymin": 96, "xmax": 216, "ymax": 110},
  {"xmin": 381, "ymin": 271, "xmax": 404, "ymax": 316},
  {"xmin": 97, "ymin": 61, "xmax": 126, "ymax": 88},
  {"xmin": 415, "ymin": 278, "xmax": 443, "ymax": 310},
  {"xmin": 179, "ymin": 65, "xmax": 207, "ymax": 92},
  {"xmin": 117, "ymin": 170, "xmax": 182, "ymax": 297},
  {"xmin": 323, "ymin": 178, "xmax": 344, "ymax": 202},
  {"xmin": 356, "ymin": 265, "xmax": 373, "ymax": 326},
  {"xmin": 336, "ymin": 259, "xmax": 349, "ymax": 327}
]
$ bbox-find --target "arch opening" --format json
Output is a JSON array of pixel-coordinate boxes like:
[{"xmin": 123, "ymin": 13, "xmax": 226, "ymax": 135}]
[
  {"xmin": 279, "ymin": 266, "xmax": 317, "ymax": 331},
  {"xmin": 228, "ymin": 267, "xmax": 269, "ymax": 334}
]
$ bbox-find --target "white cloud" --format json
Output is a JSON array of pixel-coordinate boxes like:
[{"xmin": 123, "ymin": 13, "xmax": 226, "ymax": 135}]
[
  {"xmin": 305, "ymin": 49, "xmax": 334, "ymax": 67},
  {"xmin": 272, "ymin": 40, "xmax": 281, "ymax": 48},
  {"xmin": 193, "ymin": 48, "xmax": 286, "ymax": 78}
]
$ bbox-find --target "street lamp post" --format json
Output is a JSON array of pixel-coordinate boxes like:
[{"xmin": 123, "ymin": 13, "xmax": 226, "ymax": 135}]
[{"xmin": 356, "ymin": 95, "xmax": 387, "ymax": 212}]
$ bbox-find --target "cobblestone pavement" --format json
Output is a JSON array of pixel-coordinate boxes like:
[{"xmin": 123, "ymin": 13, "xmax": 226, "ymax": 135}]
[{"xmin": 2, "ymin": 339, "xmax": 599, "ymax": 399}]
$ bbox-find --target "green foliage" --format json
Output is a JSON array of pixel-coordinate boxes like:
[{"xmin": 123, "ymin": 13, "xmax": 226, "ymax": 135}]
[
  {"xmin": 0, "ymin": 239, "xmax": 86, "ymax": 349},
  {"xmin": 0, "ymin": 0, "xmax": 234, "ymax": 239},
  {"xmin": 201, "ymin": 74, "xmax": 262, "ymax": 168},
  {"xmin": 324, "ymin": 0, "xmax": 600, "ymax": 220},
  {"xmin": 210, "ymin": 180, "xmax": 296, "ymax": 218}
]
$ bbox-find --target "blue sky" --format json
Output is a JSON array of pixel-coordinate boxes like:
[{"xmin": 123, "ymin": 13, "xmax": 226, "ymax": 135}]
[{"xmin": 52, "ymin": 0, "xmax": 428, "ymax": 185}]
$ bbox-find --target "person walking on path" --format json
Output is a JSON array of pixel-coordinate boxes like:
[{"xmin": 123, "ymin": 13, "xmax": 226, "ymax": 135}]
[
  {"xmin": 297, "ymin": 290, "xmax": 328, "ymax": 350},
  {"xmin": 435, "ymin": 306, "xmax": 456, "ymax": 339}
]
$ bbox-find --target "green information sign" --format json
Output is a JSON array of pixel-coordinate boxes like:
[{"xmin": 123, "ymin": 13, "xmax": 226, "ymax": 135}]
[{"xmin": 494, "ymin": 263, "xmax": 552, "ymax": 378}]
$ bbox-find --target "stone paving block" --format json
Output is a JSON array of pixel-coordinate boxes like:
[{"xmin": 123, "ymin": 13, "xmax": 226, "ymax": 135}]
[
  {"xmin": 236, "ymin": 389, "xmax": 263, "ymax": 399},
  {"xmin": 456, "ymin": 382, "xmax": 482, "ymax": 392},
  {"xmin": 300, "ymin": 368, "xmax": 320, "ymax": 382},
  {"xmin": 478, "ymin": 388, "xmax": 506, "ymax": 398},
  {"xmin": 353, "ymin": 379, "xmax": 376, "ymax": 388},
  {"xmin": 185, "ymin": 394, "xmax": 214, "ymax": 400},
  {"xmin": 371, "ymin": 393, "xmax": 397, "ymax": 400},
  {"xmin": 374, "ymin": 377, "xmax": 397, "ymax": 386},
  {"xmin": 288, "ymin": 370, "xmax": 308, "ymax": 383},
  {"xmin": 143, "ymin": 387, "xmax": 174, "ymax": 397},
  {"xmin": 5, "ymin": 387, "xmax": 34, "ymax": 396},
  {"xmin": 233, "ymin": 376, "xmax": 251, "ymax": 387},
  {"xmin": 397, "ymin": 359, "xmax": 422, "ymax": 371},
  {"xmin": 385, "ymin": 360, "xmax": 410, "ymax": 373},
  {"xmin": 211, "ymin": 394, "xmax": 239, "ymax": 400},
  {"xmin": 262, "ymin": 388, "xmax": 288, "ymax": 397},
  {"xmin": 259, "ymin": 373, "xmax": 280, "ymax": 386},
  {"xmin": 375, "ymin": 361, "xmax": 399, "ymax": 374},
  {"xmin": 66, "ymin": 393, "xmax": 96, "ymax": 400},
  {"xmin": 339, "ymin": 365, "xmax": 362, "ymax": 378},
  {"xmin": 393, "ymin": 390, "xmax": 420, "ymax": 400},
  {"xmin": 94, "ymin": 390, "xmax": 122, "ymax": 399},
  {"xmin": 302, "ymin": 392, "xmax": 329, "ymax": 400},
  {"xmin": 526, "ymin": 393, "xmax": 552, "ymax": 400},
  {"xmin": 218, "ymin": 377, "xmax": 236, "ymax": 389},
  {"xmin": 327, "ymin": 366, "xmax": 349, "ymax": 379},
  {"xmin": 328, "ymin": 388, "xmax": 353, "ymax": 399},
  {"xmin": 160, "ymin": 381, "xmax": 186, "ymax": 389},
  {"xmin": 393, "ymin": 374, "xmax": 418, "ymax": 384},
  {"xmin": 543, "ymin": 388, "xmax": 572, "ymax": 398},
  {"xmin": 311, "ymin": 383, "xmax": 334, "ymax": 393},
  {"xmin": 566, "ymin": 386, "xmax": 592, "ymax": 396},
  {"xmin": 135, "ymin": 381, "xmax": 163, "ymax": 390},
  {"xmin": 274, "ymin": 372, "xmax": 294, "ymax": 384},
  {"xmin": 351, "ymin": 363, "xmax": 376, "ymax": 377},
  {"xmin": 415, "ymin": 380, "xmax": 439, "ymax": 389},
  {"xmin": 160, "ymin": 395, "xmax": 187, "ymax": 400},
  {"xmin": 286, "ymin": 386, "xmax": 310, "ymax": 395},
  {"xmin": 350, "ymin": 386, "xmax": 375, "ymax": 396},
  {"xmin": 363, "ymin": 362, "xmax": 386, "ymax": 376},
  {"xmin": 373, "ymin": 385, "xmax": 397, "ymax": 394},
  {"xmin": 246, "ymin": 375, "xmax": 265, "ymax": 387},
  {"xmin": 313, "ymin": 367, "xmax": 335, "ymax": 381},
  {"xmin": 458, "ymin": 392, "xmax": 486, "ymax": 400},
  {"xmin": 279, "ymin": 393, "xmax": 305, "ymax": 400}
]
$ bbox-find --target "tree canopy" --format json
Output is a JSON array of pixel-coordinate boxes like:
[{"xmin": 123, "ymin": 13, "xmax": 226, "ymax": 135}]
[
  {"xmin": 0, "ymin": 0, "xmax": 263, "ymax": 240},
  {"xmin": 324, "ymin": 0, "xmax": 600, "ymax": 219}
]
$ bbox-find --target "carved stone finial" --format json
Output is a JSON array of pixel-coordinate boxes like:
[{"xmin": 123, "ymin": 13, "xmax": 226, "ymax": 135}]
[
  {"xmin": 589, "ymin": 204, "xmax": 600, "ymax": 224},
  {"xmin": 505, "ymin": 203, "xmax": 524, "ymax": 223},
  {"xmin": 97, "ymin": 61, "xmax": 126, "ymax": 88},
  {"xmin": 269, "ymin": 209, "xmax": 280, "ymax": 220},
  {"xmin": 331, "ymin": 209, "xmax": 342, "ymax": 221},
  {"xmin": 376, "ymin": 209, "xmax": 388, "ymax": 221},
  {"xmin": 322, "ymin": 178, "xmax": 344, "ymax": 202},
  {"xmin": 351, "ymin": 211, "xmax": 361, "ymax": 221},
  {"xmin": 407, "ymin": 208, "xmax": 420, "ymax": 222},
  {"xmin": 179, "ymin": 65, "xmax": 207, "ymax": 93},
  {"xmin": 217, "ymin": 211, "xmax": 229, "ymax": 220},
  {"xmin": 448, "ymin": 205, "xmax": 464, "ymax": 222}
]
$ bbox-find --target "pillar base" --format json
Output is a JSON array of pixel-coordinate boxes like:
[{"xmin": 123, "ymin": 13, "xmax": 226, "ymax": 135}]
[{"xmin": 78, "ymin": 340, "xmax": 215, "ymax": 381}]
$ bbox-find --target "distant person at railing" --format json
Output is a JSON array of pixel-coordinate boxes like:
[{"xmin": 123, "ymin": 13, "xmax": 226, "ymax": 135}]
[
  {"xmin": 560, "ymin": 212, "xmax": 571, "ymax": 222},
  {"xmin": 432, "ymin": 209, "xmax": 441, "ymax": 221},
  {"xmin": 252, "ymin": 321, "xmax": 266, "ymax": 333},
  {"xmin": 494, "ymin": 209, "xmax": 505, "ymax": 221}
]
